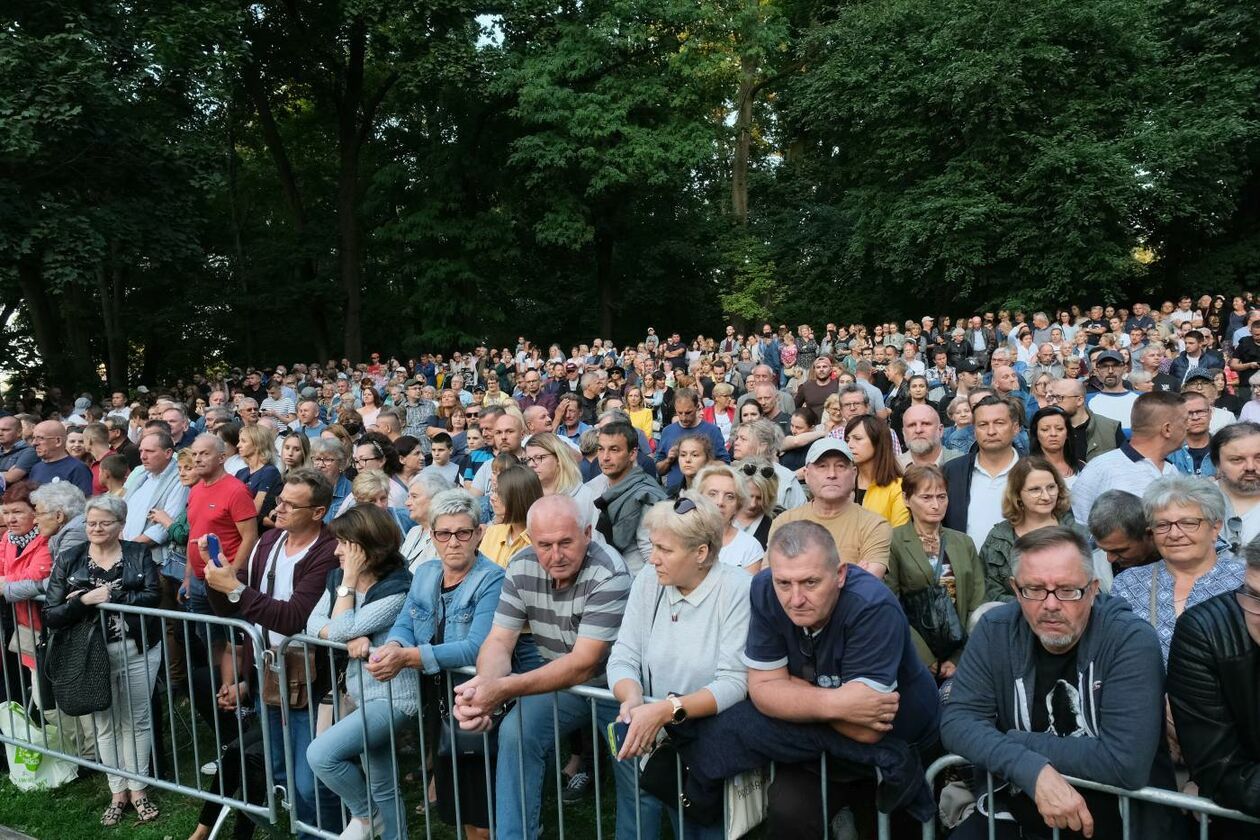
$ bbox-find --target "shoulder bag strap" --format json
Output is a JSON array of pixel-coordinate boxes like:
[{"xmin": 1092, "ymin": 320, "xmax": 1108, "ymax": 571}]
[
  {"xmin": 1148, "ymin": 561, "xmax": 1162, "ymax": 629},
  {"xmin": 645, "ymin": 587, "xmax": 666, "ymax": 698},
  {"xmin": 263, "ymin": 534, "xmax": 288, "ymax": 596}
]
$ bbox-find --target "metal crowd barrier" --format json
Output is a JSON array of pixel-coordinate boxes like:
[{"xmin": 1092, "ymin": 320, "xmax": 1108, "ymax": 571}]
[
  {"xmin": 0, "ymin": 598, "xmax": 278, "ymax": 828},
  {"xmin": 922, "ymin": 753, "xmax": 1260, "ymax": 840}
]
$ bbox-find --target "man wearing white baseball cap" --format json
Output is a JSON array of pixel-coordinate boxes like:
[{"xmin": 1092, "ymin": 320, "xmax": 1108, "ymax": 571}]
[{"xmin": 769, "ymin": 437, "xmax": 894, "ymax": 577}]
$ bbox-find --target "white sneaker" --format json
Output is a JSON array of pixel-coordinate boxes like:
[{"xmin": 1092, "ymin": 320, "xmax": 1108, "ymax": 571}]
[
  {"xmin": 337, "ymin": 815, "xmax": 383, "ymax": 840},
  {"xmin": 200, "ymin": 760, "xmax": 219, "ymax": 776}
]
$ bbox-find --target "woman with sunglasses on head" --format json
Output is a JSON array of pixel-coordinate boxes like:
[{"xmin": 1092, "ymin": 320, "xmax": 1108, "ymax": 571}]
[
  {"xmin": 367, "ymin": 489, "xmax": 504, "ymax": 840},
  {"xmin": 731, "ymin": 458, "xmax": 781, "ymax": 549},
  {"xmin": 696, "ymin": 464, "xmax": 764, "ymax": 574},
  {"xmin": 607, "ymin": 494, "xmax": 752, "ymax": 840}
]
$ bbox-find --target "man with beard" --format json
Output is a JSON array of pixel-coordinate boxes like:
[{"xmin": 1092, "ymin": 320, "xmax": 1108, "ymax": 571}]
[
  {"xmin": 941, "ymin": 527, "xmax": 1171, "ymax": 839},
  {"xmin": 897, "ymin": 404, "xmax": 960, "ymax": 469},
  {"xmin": 1086, "ymin": 351, "xmax": 1139, "ymax": 432},
  {"xmin": 1214, "ymin": 422, "xmax": 1260, "ymax": 553}
]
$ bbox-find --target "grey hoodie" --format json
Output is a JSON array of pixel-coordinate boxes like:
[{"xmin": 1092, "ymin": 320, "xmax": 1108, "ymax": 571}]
[{"xmin": 941, "ymin": 594, "xmax": 1172, "ymax": 809}]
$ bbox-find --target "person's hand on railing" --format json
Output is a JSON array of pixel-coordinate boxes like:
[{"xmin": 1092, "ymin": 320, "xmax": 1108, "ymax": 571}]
[
  {"xmin": 453, "ymin": 675, "xmax": 508, "ymax": 733},
  {"xmin": 1034, "ymin": 764, "xmax": 1095, "ymax": 837},
  {"xmin": 216, "ymin": 680, "xmax": 248, "ymax": 712},
  {"xmin": 366, "ymin": 642, "xmax": 412, "ymax": 681},
  {"xmin": 615, "ymin": 695, "xmax": 671, "ymax": 762},
  {"xmin": 346, "ymin": 637, "xmax": 371, "ymax": 659}
]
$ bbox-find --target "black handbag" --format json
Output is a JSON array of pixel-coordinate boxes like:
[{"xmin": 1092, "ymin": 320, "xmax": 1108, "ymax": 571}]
[
  {"xmin": 900, "ymin": 548, "xmax": 966, "ymax": 661},
  {"xmin": 43, "ymin": 617, "xmax": 112, "ymax": 716}
]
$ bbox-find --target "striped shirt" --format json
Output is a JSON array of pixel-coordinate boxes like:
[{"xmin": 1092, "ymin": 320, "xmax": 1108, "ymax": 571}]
[{"xmin": 494, "ymin": 540, "xmax": 630, "ymax": 684}]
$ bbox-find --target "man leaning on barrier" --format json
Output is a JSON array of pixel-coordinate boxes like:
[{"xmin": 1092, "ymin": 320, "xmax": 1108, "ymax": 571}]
[
  {"xmin": 941, "ymin": 525, "xmax": 1173, "ymax": 839},
  {"xmin": 743, "ymin": 519, "xmax": 940, "ymax": 838},
  {"xmin": 1168, "ymin": 536, "xmax": 1260, "ymax": 838},
  {"xmin": 451, "ymin": 493, "xmax": 642, "ymax": 840},
  {"xmin": 204, "ymin": 467, "xmax": 341, "ymax": 838}
]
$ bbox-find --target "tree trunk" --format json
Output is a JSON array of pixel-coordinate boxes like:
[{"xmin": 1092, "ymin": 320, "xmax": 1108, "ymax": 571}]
[
  {"xmin": 336, "ymin": 17, "xmax": 368, "ymax": 363},
  {"xmin": 595, "ymin": 221, "xmax": 615, "ymax": 338},
  {"xmin": 96, "ymin": 242, "xmax": 127, "ymax": 388},
  {"xmin": 731, "ymin": 48, "xmax": 756, "ymax": 224},
  {"xmin": 15, "ymin": 250, "xmax": 64, "ymax": 384}
]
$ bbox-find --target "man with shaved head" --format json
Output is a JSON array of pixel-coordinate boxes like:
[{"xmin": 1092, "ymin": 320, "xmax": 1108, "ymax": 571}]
[
  {"xmin": 29, "ymin": 419, "xmax": 93, "ymax": 495},
  {"xmin": 897, "ymin": 404, "xmax": 960, "ymax": 468}
]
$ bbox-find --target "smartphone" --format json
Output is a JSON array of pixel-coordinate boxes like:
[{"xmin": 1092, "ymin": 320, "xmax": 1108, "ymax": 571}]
[
  {"xmin": 606, "ymin": 720, "xmax": 630, "ymax": 758},
  {"xmin": 206, "ymin": 533, "xmax": 222, "ymax": 568}
]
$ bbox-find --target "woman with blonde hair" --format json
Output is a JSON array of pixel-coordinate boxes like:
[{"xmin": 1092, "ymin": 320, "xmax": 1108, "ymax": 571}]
[
  {"xmin": 521, "ymin": 432, "xmax": 598, "ymax": 524},
  {"xmin": 701, "ymin": 383, "xmax": 737, "ymax": 445},
  {"xmin": 695, "ymin": 464, "xmax": 764, "ymax": 573},
  {"xmin": 731, "ymin": 458, "xmax": 780, "ymax": 549},
  {"xmin": 623, "ymin": 387, "xmax": 654, "ymax": 446},
  {"xmin": 235, "ymin": 423, "xmax": 281, "ymax": 522},
  {"xmin": 351, "ymin": 469, "xmax": 416, "ymax": 536}
]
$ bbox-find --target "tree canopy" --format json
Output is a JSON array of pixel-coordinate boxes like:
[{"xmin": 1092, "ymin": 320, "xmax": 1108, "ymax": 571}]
[{"xmin": 1, "ymin": 0, "xmax": 1256, "ymax": 388}]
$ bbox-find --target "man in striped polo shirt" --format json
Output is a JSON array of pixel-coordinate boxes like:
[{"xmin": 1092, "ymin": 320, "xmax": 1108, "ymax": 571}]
[{"xmin": 453, "ymin": 494, "xmax": 642, "ymax": 839}]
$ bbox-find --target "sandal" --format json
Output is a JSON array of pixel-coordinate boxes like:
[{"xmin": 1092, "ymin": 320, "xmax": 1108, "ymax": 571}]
[
  {"xmin": 132, "ymin": 795, "xmax": 160, "ymax": 823},
  {"xmin": 101, "ymin": 801, "xmax": 128, "ymax": 827}
]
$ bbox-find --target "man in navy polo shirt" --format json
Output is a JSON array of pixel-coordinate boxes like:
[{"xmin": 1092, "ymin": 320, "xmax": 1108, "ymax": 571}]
[{"xmin": 744, "ymin": 520, "xmax": 938, "ymax": 837}]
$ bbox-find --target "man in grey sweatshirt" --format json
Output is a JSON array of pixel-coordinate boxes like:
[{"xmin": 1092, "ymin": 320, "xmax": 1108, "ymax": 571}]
[{"xmin": 941, "ymin": 526, "xmax": 1173, "ymax": 839}]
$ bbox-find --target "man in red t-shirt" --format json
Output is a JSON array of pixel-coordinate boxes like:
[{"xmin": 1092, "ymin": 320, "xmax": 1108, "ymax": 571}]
[{"xmin": 183, "ymin": 434, "xmax": 259, "ymax": 634}]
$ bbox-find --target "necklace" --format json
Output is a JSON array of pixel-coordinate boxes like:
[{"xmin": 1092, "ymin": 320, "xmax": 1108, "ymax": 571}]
[{"xmin": 915, "ymin": 528, "xmax": 940, "ymax": 556}]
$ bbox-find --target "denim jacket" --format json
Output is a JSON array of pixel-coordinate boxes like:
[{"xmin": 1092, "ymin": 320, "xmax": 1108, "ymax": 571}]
[{"xmin": 386, "ymin": 553, "xmax": 504, "ymax": 674}]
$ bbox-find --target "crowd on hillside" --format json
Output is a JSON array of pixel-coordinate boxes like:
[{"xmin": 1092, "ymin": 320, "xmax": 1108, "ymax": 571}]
[{"xmin": 2, "ymin": 291, "xmax": 1260, "ymax": 840}]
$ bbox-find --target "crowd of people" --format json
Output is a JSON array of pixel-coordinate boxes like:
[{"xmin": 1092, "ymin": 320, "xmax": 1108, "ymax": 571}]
[{"xmin": 3, "ymin": 292, "xmax": 1260, "ymax": 839}]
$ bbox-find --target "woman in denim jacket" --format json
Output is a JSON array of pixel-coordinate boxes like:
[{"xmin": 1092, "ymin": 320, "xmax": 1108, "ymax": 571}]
[{"xmin": 365, "ymin": 489, "xmax": 505, "ymax": 840}]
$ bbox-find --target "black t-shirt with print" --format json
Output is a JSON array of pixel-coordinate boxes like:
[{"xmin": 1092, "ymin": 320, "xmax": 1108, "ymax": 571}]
[{"xmin": 1030, "ymin": 643, "xmax": 1081, "ymax": 735}]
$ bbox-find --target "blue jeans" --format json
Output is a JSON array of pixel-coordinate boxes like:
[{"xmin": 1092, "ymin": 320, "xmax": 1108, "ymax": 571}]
[
  {"xmin": 183, "ymin": 576, "xmax": 226, "ymax": 648},
  {"xmin": 495, "ymin": 690, "xmax": 654, "ymax": 840},
  {"xmin": 262, "ymin": 700, "xmax": 342, "ymax": 839},
  {"xmin": 307, "ymin": 699, "xmax": 410, "ymax": 840}
]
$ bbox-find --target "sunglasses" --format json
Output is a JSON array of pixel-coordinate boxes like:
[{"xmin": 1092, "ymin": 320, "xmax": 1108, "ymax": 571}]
[
  {"xmin": 739, "ymin": 464, "xmax": 776, "ymax": 479},
  {"xmin": 673, "ymin": 497, "xmax": 697, "ymax": 515}
]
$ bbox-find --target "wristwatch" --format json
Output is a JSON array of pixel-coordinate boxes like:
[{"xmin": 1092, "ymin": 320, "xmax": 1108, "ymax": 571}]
[
  {"xmin": 336, "ymin": 585, "xmax": 352, "ymax": 598},
  {"xmin": 227, "ymin": 583, "xmax": 245, "ymax": 604},
  {"xmin": 666, "ymin": 692, "xmax": 687, "ymax": 724}
]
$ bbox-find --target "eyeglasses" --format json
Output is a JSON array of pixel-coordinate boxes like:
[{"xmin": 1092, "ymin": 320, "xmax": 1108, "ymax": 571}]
[
  {"xmin": 798, "ymin": 630, "xmax": 818, "ymax": 684},
  {"xmin": 673, "ymin": 498, "xmax": 697, "ymax": 515},
  {"xmin": 1186, "ymin": 409, "xmax": 1210, "ymax": 419},
  {"xmin": 1151, "ymin": 517, "xmax": 1208, "ymax": 535},
  {"xmin": 1234, "ymin": 586, "xmax": 1260, "ymax": 616},
  {"xmin": 739, "ymin": 464, "xmax": 776, "ymax": 479},
  {"xmin": 85, "ymin": 519, "xmax": 120, "ymax": 530},
  {"xmin": 433, "ymin": 528, "xmax": 476, "ymax": 543},
  {"xmin": 1014, "ymin": 583, "xmax": 1093, "ymax": 602},
  {"xmin": 275, "ymin": 499, "xmax": 320, "ymax": 511},
  {"xmin": 312, "ymin": 456, "xmax": 339, "ymax": 465},
  {"xmin": 522, "ymin": 453, "xmax": 552, "ymax": 467}
]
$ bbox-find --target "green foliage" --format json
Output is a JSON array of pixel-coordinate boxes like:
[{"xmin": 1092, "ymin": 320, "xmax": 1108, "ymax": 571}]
[{"xmin": 0, "ymin": 0, "xmax": 1256, "ymax": 387}]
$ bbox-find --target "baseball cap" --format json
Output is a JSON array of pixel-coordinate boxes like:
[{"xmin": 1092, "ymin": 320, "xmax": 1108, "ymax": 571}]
[
  {"xmin": 1183, "ymin": 369, "xmax": 1217, "ymax": 386},
  {"xmin": 73, "ymin": 397, "xmax": 91, "ymax": 411},
  {"xmin": 805, "ymin": 437, "xmax": 854, "ymax": 465},
  {"xmin": 921, "ymin": 316, "xmax": 935, "ymax": 323},
  {"xmin": 956, "ymin": 359, "xmax": 980, "ymax": 374},
  {"xmin": 1094, "ymin": 350, "xmax": 1126, "ymax": 366},
  {"xmin": 404, "ymin": 378, "xmax": 420, "ymax": 388},
  {"xmin": 565, "ymin": 361, "xmax": 578, "ymax": 371}
]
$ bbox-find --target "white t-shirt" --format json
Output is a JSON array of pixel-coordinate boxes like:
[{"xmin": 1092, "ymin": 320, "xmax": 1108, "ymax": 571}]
[
  {"xmin": 1087, "ymin": 391, "xmax": 1140, "ymax": 431},
  {"xmin": 719, "ymin": 529, "xmax": 765, "ymax": 569},
  {"xmin": 250, "ymin": 534, "xmax": 312, "ymax": 646}
]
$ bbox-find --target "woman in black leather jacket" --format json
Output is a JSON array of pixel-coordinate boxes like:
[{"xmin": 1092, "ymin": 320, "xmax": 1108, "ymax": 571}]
[
  {"xmin": 1167, "ymin": 553, "xmax": 1260, "ymax": 838},
  {"xmin": 44, "ymin": 495, "xmax": 161, "ymax": 826}
]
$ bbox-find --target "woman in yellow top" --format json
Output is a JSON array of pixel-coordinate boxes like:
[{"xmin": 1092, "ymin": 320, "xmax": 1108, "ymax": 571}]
[
  {"xmin": 481, "ymin": 463, "xmax": 544, "ymax": 568},
  {"xmin": 844, "ymin": 414, "xmax": 910, "ymax": 542},
  {"xmin": 624, "ymin": 386, "xmax": 655, "ymax": 447}
]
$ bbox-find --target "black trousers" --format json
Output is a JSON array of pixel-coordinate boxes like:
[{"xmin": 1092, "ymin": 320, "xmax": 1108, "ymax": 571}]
[{"xmin": 767, "ymin": 759, "xmax": 926, "ymax": 840}]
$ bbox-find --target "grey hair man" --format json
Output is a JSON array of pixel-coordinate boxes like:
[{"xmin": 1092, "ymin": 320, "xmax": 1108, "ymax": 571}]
[
  {"xmin": 942, "ymin": 526, "xmax": 1171, "ymax": 839},
  {"xmin": 1086, "ymin": 490, "xmax": 1158, "ymax": 589},
  {"xmin": 897, "ymin": 404, "xmax": 960, "ymax": 469}
]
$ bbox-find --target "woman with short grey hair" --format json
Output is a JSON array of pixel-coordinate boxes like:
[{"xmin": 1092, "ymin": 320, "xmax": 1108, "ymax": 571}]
[
  {"xmin": 1113, "ymin": 474, "xmax": 1242, "ymax": 664},
  {"xmin": 310, "ymin": 437, "xmax": 352, "ymax": 523},
  {"xmin": 30, "ymin": 481, "xmax": 87, "ymax": 564},
  {"xmin": 399, "ymin": 472, "xmax": 454, "ymax": 570}
]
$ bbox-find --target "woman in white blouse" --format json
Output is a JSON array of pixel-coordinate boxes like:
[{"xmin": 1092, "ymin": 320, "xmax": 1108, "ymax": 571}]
[
  {"xmin": 694, "ymin": 464, "xmax": 765, "ymax": 573},
  {"xmin": 607, "ymin": 495, "xmax": 752, "ymax": 840}
]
